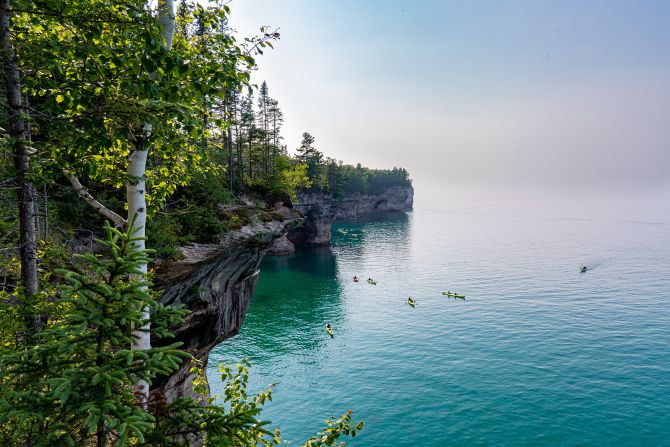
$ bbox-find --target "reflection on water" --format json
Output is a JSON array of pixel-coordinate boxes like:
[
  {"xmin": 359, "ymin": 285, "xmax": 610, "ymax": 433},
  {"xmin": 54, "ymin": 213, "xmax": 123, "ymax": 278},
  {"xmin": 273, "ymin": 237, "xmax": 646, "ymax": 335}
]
[
  {"xmin": 215, "ymin": 212, "xmax": 411, "ymax": 362},
  {"xmin": 261, "ymin": 245, "xmax": 338, "ymax": 278},
  {"xmin": 232, "ymin": 245, "xmax": 341, "ymax": 359},
  {"xmin": 209, "ymin": 204, "xmax": 670, "ymax": 446},
  {"xmin": 334, "ymin": 211, "xmax": 410, "ymax": 246}
]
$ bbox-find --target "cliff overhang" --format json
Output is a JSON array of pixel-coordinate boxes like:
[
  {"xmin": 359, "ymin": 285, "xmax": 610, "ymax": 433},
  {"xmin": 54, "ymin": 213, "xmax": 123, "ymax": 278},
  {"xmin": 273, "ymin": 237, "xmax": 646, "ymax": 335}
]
[
  {"xmin": 152, "ymin": 185, "xmax": 413, "ymax": 399},
  {"xmin": 151, "ymin": 205, "xmax": 303, "ymax": 400},
  {"xmin": 288, "ymin": 185, "xmax": 413, "ymax": 246}
]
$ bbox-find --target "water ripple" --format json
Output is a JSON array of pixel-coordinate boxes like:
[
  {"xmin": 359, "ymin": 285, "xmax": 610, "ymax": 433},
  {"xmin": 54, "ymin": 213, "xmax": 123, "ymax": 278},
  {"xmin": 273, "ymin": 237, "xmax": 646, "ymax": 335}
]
[{"xmin": 210, "ymin": 204, "xmax": 670, "ymax": 446}]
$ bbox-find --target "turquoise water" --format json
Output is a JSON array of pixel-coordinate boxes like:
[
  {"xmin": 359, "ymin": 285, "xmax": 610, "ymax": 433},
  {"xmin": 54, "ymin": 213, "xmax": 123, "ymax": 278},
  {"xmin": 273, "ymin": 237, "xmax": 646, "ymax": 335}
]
[{"xmin": 209, "ymin": 200, "xmax": 670, "ymax": 446}]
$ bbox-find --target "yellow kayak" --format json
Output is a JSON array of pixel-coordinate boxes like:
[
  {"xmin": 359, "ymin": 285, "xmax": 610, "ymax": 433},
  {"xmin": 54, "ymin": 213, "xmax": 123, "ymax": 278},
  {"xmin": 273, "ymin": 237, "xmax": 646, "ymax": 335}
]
[{"xmin": 442, "ymin": 292, "xmax": 465, "ymax": 299}]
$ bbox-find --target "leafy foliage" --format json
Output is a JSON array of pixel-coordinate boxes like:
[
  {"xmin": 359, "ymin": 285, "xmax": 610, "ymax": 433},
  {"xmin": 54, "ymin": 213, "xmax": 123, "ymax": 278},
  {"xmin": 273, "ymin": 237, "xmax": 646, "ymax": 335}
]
[
  {"xmin": 0, "ymin": 222, "xmax": 188, "ymax": 446},
  {"xmin": 0, "ymin": 224, "xmax": 363, "ymax": 446},
  {"xmin": 13, "ymin": 0, "xmax": 268, "ymax": 214},
  {"xmin": 146, "ymin": 358, "xmax": 364, "ymax": 446},
  {"xmin": 270, "ymin": 155, "xmax": 312, "ymax": 201},
  {"xmin": 1, "ymin": 1, "xmax": 386, "ymax": 444}
]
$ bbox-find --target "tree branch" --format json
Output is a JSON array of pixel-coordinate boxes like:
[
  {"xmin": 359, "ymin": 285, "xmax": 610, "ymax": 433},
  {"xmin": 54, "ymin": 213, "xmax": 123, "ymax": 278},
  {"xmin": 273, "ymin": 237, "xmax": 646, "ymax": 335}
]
[
  {"xmin": 243, "ymin": 27, "xmax": 280, "ymax": 56},
  {"xmin": 62, "ymin": 169, "xmax": 126, "ymax": 228}
]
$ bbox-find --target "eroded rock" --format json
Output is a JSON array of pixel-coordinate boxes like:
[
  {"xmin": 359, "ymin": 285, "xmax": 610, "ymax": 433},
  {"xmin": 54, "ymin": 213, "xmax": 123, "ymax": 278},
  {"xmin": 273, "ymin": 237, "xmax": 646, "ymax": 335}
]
[
  {"xmin": 267, "ymin": 234, "xmax": 295, "ymax": 255},
  {"xmin": 289, "ymin": 185, "xmax": 414, "ymax": 246},
  {"xmin": 151, "ymin": 211, "xmax": 302, "ymax": 401}
]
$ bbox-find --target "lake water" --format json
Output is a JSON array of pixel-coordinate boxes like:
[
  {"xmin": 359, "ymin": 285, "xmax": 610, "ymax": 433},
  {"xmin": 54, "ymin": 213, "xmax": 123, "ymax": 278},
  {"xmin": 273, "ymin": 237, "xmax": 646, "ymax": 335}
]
[{"xmin": 209, "ymin": 199, "xmax": 670, "ymax": 446}]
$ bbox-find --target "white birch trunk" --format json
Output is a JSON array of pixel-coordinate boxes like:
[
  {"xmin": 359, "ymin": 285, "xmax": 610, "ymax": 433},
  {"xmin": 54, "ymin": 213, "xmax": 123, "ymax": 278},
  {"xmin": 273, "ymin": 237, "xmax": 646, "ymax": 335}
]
[
  {"xmin": 158, "ymin": 0, "xmax": 175, "ymax": 51},
  {"xmin": 127, "ymin": 145, "xmax": 150, "ymax": 399},
  {"xmin": 130, "ymin": 0, "xmax": 175, "ymax": 402}
]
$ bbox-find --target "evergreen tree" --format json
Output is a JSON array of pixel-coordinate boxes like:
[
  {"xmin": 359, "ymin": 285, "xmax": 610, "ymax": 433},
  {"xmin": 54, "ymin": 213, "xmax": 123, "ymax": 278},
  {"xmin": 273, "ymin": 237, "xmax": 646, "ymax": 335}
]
[
  {"xmin": 325, "ymin": 158, "xmax": 347, "ymax": 198},
  {"xmin": 296, "ymin": 132, "xmax": 324, "ymax": 186},
  {"xmin": 225, "ymin": 90, "xmax": 239, "ymax": 192},
  {"xmin": 269, "ymin": 98, "xmax": 284, "ymax": 170},
  {"xmin": 0, "ymin": 223, "xmax": 364, "ymax": 446},
  {"xmin": 0, "ymin": 222, "xmax": 188, "ymax": 446},
  {"xmin": 257, "ymin": 81, "xmax": 271, "ymax": 179},
  {"xmin": 241, "ymin": 92, "xmax": 257, "ymax": 181},
  {"xmin": 234, "ymin": 90, "xmax": 245, "ymax": 190}
]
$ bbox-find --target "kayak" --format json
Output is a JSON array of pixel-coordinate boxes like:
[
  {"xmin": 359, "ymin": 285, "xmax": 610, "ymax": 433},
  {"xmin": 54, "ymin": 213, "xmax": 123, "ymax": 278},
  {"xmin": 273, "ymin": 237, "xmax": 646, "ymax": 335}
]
[
  {"xmin": 325, "ymin": 326, "xmax": 334, "ymax": 338},
  {"xmin": 442, "ymin": 292, "xmax": 465, "ymax": 299}
]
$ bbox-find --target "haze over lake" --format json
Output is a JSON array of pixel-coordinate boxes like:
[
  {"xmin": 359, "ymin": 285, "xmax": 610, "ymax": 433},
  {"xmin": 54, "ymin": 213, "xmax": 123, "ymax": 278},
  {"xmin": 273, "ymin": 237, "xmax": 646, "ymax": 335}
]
[
  {"xmin": 231, "ymin": 1, "xmax": 670, "ymax": 203},
  {"xmin": 207, "ymin": 2, "xmax": 670, "ymax": 444}
]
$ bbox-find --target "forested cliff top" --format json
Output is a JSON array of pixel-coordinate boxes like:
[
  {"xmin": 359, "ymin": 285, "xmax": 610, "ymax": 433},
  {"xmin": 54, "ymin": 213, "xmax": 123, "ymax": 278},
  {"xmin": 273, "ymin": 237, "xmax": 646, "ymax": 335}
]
[{"xmin": 0, "ymin": 1, "xmax": 395, "ymax": 444}]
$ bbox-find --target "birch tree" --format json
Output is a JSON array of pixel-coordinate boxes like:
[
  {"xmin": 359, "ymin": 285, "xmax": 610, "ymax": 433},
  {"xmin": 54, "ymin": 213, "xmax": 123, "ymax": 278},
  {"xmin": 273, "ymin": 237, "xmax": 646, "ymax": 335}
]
[
  {"xmin": 5, "ymin": 0, "xmax": 277, "ymax": 401},
  {"xmin": 129, "ymin": 0, "xmax": 176, "ymax": 401}
]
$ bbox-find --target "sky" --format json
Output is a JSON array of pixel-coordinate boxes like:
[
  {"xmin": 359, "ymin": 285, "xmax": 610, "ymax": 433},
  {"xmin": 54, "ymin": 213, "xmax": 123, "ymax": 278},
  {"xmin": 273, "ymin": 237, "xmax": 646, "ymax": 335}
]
[{"xmin": 228, "ymin": 0, "xmax": 670, "ymax": 203}]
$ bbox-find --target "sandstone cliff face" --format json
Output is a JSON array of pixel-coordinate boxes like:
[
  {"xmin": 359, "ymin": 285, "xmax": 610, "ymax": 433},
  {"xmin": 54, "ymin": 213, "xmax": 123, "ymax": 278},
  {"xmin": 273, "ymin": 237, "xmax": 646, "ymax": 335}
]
[
  {"xmin": 289, "ymin": 185, "xmax": 413, "ymax": 246},
  {"xmin": 332, "ymin": 185, "xmax": 414, "ymax": 219},
  {"xmin": 266, "ymin": 234, "xmax": 295, "ymax": 255},
  {"xmin": 152, "ymin": 186, "xmax": 412, "ymax": 399},
  {"xmin": 152, "ymin": 207, "xmax": 302, "ymax": 400},
  {"xmin": 286, "ymin": 203, "xmax": 333, "ymax": 246}
]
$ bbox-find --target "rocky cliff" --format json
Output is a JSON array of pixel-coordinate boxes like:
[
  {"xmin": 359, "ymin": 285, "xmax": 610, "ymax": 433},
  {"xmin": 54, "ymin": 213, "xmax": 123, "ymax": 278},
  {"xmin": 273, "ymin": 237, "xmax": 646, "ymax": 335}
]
[
  {"xmin": 151, "ymin": 205, "xmax": 302, "ymax": 401},
  {"xmin": 288, "ymin": 185, "xmax": 414, "ymax": 247},
  {"xmin": 152, "ymin": 185, "xmax": 412, "ymax": 400}
]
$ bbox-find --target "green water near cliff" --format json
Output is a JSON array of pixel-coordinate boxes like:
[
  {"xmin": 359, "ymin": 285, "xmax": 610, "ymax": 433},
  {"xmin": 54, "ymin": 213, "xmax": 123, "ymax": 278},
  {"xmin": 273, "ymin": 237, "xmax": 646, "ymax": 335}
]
[{"xmin": 210, "ymin": 202, "xmax": 670, "ymax": 446}]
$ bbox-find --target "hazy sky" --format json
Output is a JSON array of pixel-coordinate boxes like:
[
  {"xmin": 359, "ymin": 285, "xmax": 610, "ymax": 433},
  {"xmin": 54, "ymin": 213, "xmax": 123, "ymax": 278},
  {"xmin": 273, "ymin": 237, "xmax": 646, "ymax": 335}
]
[{"xmin": 229, "ymin": 0, "xmax": 670, "ymax": 201}]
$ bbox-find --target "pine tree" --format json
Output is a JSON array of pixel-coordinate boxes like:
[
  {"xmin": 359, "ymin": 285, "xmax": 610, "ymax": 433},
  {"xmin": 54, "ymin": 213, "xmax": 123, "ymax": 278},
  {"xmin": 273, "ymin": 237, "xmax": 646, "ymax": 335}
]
[
  {"xmin": 225, "ymin": 96, "xmax": 234, "ymax": 192},
  {"xmin": 296, "ymin": 132, "xmax": 324, "ymax": 186},
  {"xmin": 234, "ymin": 90, "xmax": 245, "ymax": 190},
  {"xmin": 257, "ymin": 81, "xmax": 271, "ymax": 179},
  {"xmin": 269, "ymin": 98, "xmax": 284, "ymax": 171},
  {"xmin": 224, "ymin": 89, "xmax": 241, "ymax": 192},
  {"xmin": 241, "ymin": 92, "xmax": 256, "ymax": 181},
  {"xmin": 0, "ymin": 221, "xmax": 188, "ymax": 446}
]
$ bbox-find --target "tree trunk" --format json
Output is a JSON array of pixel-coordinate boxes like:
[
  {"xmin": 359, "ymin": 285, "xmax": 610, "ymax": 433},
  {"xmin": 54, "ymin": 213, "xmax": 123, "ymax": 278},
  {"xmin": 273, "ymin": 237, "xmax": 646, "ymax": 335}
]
[
  {"xmin": 226, "ymin": 98, "xmax": 234, "ymax": 191},
  {"xmin": 272, "ymin": 113, "xmax": 277, "ymax": 172},
  {"xmin": 130, "ymin": 0, "xmax": 175, "ymax": 402},
  {"xmin": 0, "ymin": 0, "xmax": 40, "ymax": 331},
  {"xmin": 42, "ymin": 184, "xmax": 48, "ymax": 241},
  {"xmin": 127, "ymin": 140, "xmax": 150, "ymax": 399},
  {"xmin": 248, "ymin": 129, "xmax": 253, "ymax": 180},
  {"xmin": 157, "ymin": 0, "xmax": 175, "ymax": 50},
  {"xmin": 236, "ymin": 122, "xmax": 243, "ymax": 188}
]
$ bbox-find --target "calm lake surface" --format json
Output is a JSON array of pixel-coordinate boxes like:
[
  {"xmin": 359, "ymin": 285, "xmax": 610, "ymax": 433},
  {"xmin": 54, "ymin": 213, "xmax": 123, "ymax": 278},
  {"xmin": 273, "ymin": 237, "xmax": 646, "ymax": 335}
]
[{"xmin": 209, "ymin": 199, "xmax": 670, "ymax": 446}]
